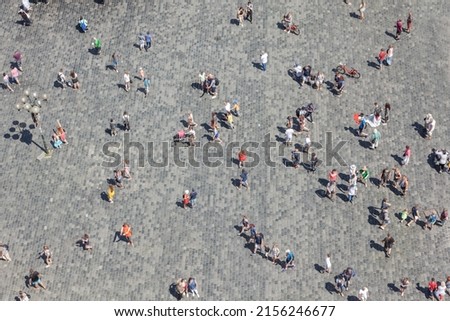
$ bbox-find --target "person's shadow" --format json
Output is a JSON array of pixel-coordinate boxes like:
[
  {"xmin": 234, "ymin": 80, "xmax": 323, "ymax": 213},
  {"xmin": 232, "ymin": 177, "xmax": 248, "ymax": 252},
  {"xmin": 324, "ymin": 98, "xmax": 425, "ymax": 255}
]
[
  {"xmin": 230, "ymin": 18, "xmax": 240, "ymax": 26},
  {"xmin": 416, "ymin": 282, "xmax": 429, "ymax": 299},
  {"xmin": 344, "ymin": 126, "xmax": 360, "ymax": 137},
  {"xmin": 366, "ymin": 60, "xmax": 379, "ymax": 69},
  {"xmin": 391, "ymin": 154, "xmax": 403, "ymax": 165},
  {"xmin": 411, "ymin": 121, "xmax": 426, "ymax": 138},
  {"xmin": 369, "ymin": 240, "xmax": 384, "ymax": 252},
  {"xmin": 231, "ymin": 178, "xmax": 241, "ymax": 188},
  {"xmin": 325, "ymin": 282, "xmax": 337, "ymax": 294},
  {"xmin": 314, "ymin": 263, "xmax": 325, "ymax": 273},
  {"xmin": 252, "ymin": 62, "xmax": 263, "ymax": 70},
  {"xmin": 388, "ymin": 282, "xmax": 400, "ymax": 293},
  {"xmin": 385, "ymin": 30, "xmax": 397, "ymax": 39}
]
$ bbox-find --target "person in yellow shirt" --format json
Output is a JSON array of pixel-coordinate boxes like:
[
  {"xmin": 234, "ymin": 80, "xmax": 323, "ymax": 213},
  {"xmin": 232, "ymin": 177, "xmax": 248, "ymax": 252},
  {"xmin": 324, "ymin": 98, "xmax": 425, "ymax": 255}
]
[{"xmin": 107, "ymin": 184, "xmax": 115, "ymax": 203}]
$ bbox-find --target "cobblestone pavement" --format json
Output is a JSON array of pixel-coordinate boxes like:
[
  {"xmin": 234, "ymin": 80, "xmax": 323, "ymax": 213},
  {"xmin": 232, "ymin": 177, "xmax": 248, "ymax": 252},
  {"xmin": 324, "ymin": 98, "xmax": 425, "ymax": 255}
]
[{"xmin": 0, "ymin": 0, "xmax": 449, "ymax": 301}]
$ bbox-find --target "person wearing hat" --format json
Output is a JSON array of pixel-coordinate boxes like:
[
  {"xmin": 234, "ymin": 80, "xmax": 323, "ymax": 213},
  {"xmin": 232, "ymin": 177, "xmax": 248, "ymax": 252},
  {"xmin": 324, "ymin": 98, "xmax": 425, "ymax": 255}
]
[
  {"xmin": 424, "ymin": 114, "xmax": 436, "ymax": 140},
  {"xmin": 182, "ymin": 190, "xmax": 190, "ymax": 209}
]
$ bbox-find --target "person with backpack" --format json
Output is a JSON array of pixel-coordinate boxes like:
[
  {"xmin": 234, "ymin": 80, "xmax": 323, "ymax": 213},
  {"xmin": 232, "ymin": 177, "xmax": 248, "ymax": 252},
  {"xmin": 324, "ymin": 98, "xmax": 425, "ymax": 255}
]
[{"xmin": 282, "ymin": 249, "xmax": 295, "ymax": 271}]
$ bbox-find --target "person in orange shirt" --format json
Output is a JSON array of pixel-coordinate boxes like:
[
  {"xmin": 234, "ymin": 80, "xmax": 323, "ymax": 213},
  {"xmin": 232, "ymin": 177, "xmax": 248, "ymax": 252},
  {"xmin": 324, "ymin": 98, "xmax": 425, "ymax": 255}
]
[
  {"xmin": 120, "ymin": 223, "xmax": 133, "ymax": 246},
  {"xmin": 237, "ymin": 149, "xmax": 247, "ymax": 168}
]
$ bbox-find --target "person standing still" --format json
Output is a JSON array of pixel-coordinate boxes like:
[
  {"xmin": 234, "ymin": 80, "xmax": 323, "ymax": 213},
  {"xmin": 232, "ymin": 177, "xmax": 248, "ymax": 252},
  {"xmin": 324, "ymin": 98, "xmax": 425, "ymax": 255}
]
[
  {"xmin": 381, "ymin": 233, "xmax": 395, "ymax": 258},
  {"xmin": 107, "ymin": 184, "xmax": 115, "ymax": 203},
  {"xmin": 260, "ymin": 51, "xmax": 268, "ymax": 71},
  {"xmin": 401, "ymin": 145, "xmax": 411, "ymax": 166},
  {"xmin": 246, "ymin": 1, "xmax": 253, "ymax": 23},
  {"xmin": 399, "ymin": 277, "xmax": 410, "ymax": 296},
  {"xmin": 358, "ymin": 1, "xmax": 366, "ymax": 20},
  {"xmin": 145, "ymin": 32, "xmax": 152, "ymax": 51},
  {"xmin": 358, "ymin": 287, "xmax": 369, "ymax": 301},
  {"xmin": 406, "ymin": 12, "xmax": 413, "ymax": 33}
]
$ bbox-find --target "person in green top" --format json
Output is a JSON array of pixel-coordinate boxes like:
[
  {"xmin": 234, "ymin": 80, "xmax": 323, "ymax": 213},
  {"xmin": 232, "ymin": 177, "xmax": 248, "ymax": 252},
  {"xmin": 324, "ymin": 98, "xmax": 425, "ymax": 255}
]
[
  {"xmin": 357, "ymin": 166, "xmax": 369, "ymax": 187},
  {"xmin": 369, "ymin": 129, "xmax": 381, "ymax": 149},
  {"xmin": 92, "ymin": 38, "xmax": 102, "ymax": 55}
]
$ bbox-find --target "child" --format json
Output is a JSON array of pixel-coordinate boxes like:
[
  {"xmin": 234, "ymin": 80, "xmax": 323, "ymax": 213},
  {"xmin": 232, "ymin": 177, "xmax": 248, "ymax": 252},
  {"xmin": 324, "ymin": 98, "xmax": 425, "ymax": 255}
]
[{"xmin": 110, "ymin": 119, "xmax": 117, "ymax": 136}]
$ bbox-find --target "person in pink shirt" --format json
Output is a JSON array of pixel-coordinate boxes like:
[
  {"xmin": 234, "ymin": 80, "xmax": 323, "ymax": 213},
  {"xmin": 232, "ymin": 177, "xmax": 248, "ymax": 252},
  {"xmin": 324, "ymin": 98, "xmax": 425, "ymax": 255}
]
[
  {"xmin": 10, "ymin": 67, "xmax": 20, "ymax": 85},
  {"xmin": 395, "ymin": 19, "xmax": 403, "ymax": 40},
  {"xmin": 401, "ymin": 145, "xmax": 411, "ymax": 166}
]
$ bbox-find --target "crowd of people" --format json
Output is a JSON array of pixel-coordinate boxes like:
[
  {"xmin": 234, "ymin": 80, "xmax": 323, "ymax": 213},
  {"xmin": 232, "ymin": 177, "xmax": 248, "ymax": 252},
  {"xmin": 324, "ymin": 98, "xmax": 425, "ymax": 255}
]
[{"xmin": 2, "ymin": 0, "xmax": 449, "ymax": 302}]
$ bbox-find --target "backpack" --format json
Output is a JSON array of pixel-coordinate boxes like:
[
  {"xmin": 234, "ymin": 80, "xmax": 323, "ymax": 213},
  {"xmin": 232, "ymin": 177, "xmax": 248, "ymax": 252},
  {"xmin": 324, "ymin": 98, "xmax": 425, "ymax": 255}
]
[{"xmin": 215, "ymin": 78, "xmax": 220, "ymax": 86}]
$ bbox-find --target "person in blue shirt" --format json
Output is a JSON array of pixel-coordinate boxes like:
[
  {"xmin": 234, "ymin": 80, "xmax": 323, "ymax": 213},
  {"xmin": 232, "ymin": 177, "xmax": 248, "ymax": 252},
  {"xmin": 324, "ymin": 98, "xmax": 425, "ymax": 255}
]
[
  {"xmin": 282, "ymin": 249, "xmax": 295, "ymax": 271},
  {"xmin": 143, "ymin": 78, "xmax": 150, "ymax": 97},
  {"xmin": 145, "ymin": 32, "xmax": 152, "ymax": 51}
]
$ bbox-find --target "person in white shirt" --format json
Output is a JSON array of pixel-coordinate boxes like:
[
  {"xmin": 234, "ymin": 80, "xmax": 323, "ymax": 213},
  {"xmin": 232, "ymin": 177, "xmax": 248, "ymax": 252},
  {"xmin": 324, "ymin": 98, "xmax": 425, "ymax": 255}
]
[
  {"xmin": 358, "ymin": 287, "xmax": 369, "ymax": 301},
  {"xmin": 260, "ymin": 52, "xmax": 268, "ymax": 71},
  {"xmin": 285, "ymin": 128, "xmax": 295, "ymax": 146}
]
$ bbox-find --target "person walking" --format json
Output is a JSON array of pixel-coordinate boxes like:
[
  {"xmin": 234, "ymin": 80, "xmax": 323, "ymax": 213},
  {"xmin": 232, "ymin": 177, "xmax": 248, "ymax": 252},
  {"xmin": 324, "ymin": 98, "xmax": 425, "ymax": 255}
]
[
  {"xmin": 358, "ymin": 287, "xmax": 369, "ymax": 301},
  {"xmin": 237, "ymin": 6, "xmax": 246, "ymax": 26},
  {"xmin": 252, "ymin": 232, "xmax": 264, "ymax": 255},
  {"xmin": 395, "ymin": 19, "xmax": 403, "ymax": 40},
  {"xmin": 111, "ymin": 52, "xmax": 119, "ymax": 72},
  {"xmin": 282, "ymin": 249, "xmax": 295, "ymax": 271},
  {"xmin": 324, "ymin": 253, "xmax": 332, "ymax": 273},
  {"xmin": 260, "ymin": 51, "xmax": 268, "ymax": 71},
  {"xmin": 114, "ymin": 169, "xmax": 124, "ymax": 189},
  {"xmin": 399, "ymin": 277, "xmax": 410, "ymax": 296},
  {"xmin": 92, "ymin": 37, "xmax": 102, "ymax": 54},
  {"xmin": 285, "ymin": 127, "xmax": 295, "ymax": 146},
  {"xmin": 381, "ymin": 233, "xmax": 395, "ymax": 258},
  {"xmin": 237, "ymin": 169, "xmax": 250, "ymax": 190},
  {"xmin": 386, "ymin": 45, "xmax": 394, "ymax": 66},
  {"xmin": 377, "ymin": 48, "xmax": 386, "ymax": 70},
  {"xmin": 13, "ymin": 50, "xmax": 23, "ymax": 71},
  {"xmin": 369, "ymin": 129, "xmax": 381, "ymax": 149},
  {"xmin": 238, "ymin": 215, "xmax": 251, "ymax": 236},
  {"xmin": 123, "ymin": 71, "xmax": 131, "ymax": 92},
  {"xmin": 122, "ymin": 160, "xmax": 131, "ymax": 179},
  {"xmin": 379, "ymin": 167, "xmax": 390, "ymax": 188},
  {"xmin": 357, "ymin": 166, "xmax": 369, "ymax": 187},
  {"xmin": 406, "ymin": 12, "xmax": 413, "ymax": 33},
  {"xmin": 143, "ymin": 77, "xmax": 150, "ymax": 97},
  {"xmin": 18, "ymin": 291, "xmax": 29, "ymax": 301},
  {"xmin": 120, "ymin": 223, "xmax": 134, "ymax": 246},
  {"xmin": 57, "ymin": 69, "xmax": 67, "ymax": 90},
  {"xmin": 110, "ymin": 119, "xmax": 117, "ymax": 136},
  {"xmin": 38, "ymin": 245, "xmax": 53, "ymax": 267},
  {"xmin": 358, "ymin": 1, "xmax": 366, "ymax": 20},
  {"xmin": 382, "ymin": 103, "xmax": 391, "ymax": 124},
  {"xmin": 335, "ymin": 274, "xmax": 347, "ymax": 297},
  {"xmin": 107, "ymin": 184, "xmax": 115, "ymax": 203},
  {"xmin": 399, "ymin": 175, "xmax": 409, "ymax": 197},
  {"xmin": 401, "ymin": 145, "xmax": 411, "ymax": 166},
  {"xmin": 123, "ymin": 112, "xmax": 130, "ymax": 131},
  {"xmin": 3, "ymin": 72, "xmax": 14, "ymax": 92},
  {"xmin": 434, "ymin": 281, "xmax": 446, "ymax": 301},
  {"xmin": 182, "ymin": 190, "xmax": 190, "ymax": 209},
  {"xmin": 326, "ymin": 169, "xmax": 338, "ymax": 201},
  {"xmin": 424, "ymin": 114, "xmax": 436, "ymax": 140}
]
